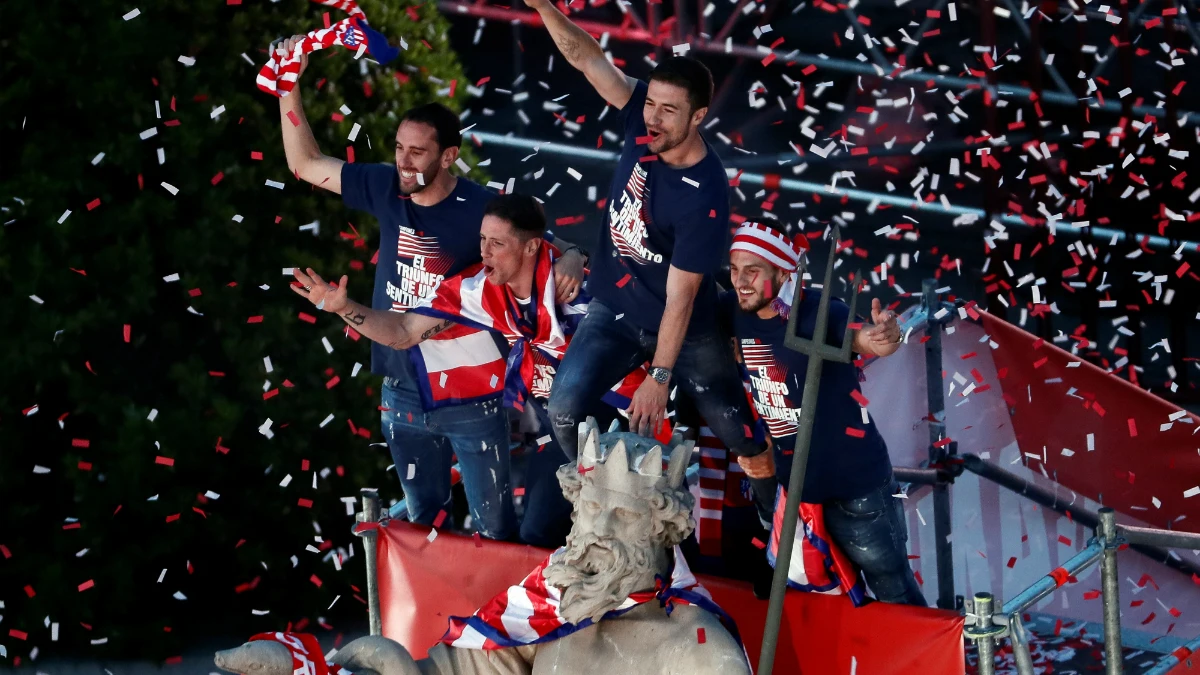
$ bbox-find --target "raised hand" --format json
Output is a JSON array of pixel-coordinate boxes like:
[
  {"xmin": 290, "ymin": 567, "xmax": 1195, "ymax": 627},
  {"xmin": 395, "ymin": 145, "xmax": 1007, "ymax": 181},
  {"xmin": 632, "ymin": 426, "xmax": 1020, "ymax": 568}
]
[
  {"xmin": 274, "ymin": 34, "xmax": 310, "ymax": 77},
  {"xmin": 291, "ymin": 267, "xmax": 348, "ymax": 314},
  {"xmin": 861, "ymin": 297, "xmax": 901, "ymax": 346}
]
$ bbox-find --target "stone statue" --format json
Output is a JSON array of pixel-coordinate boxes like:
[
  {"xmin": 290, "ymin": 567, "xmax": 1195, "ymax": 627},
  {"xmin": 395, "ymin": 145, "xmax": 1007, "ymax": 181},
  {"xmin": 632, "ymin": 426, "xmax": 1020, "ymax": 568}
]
[{"xmin": 215, "ymin": 419, "xmax": 750, "ymax": 675}]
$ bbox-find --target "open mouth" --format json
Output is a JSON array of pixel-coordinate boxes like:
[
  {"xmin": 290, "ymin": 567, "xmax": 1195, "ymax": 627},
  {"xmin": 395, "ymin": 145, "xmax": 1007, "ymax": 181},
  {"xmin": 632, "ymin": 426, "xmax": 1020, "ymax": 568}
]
[{"xmin": 483, "ymin": 265, "xmax": 495, "ymax": 276}]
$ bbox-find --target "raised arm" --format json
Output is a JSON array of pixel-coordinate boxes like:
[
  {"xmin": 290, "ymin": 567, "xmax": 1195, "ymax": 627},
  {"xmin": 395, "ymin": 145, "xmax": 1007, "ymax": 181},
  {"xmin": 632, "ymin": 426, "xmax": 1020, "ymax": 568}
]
[
  {"xmin": 852, "ymin": 298, "xmax": 903, "ymax": 358},
  {"xmin": 276, "ymin": 36, "xmax": 346, "ymax": 194},
  {"xmin": 522, "ymin": 0, "xmax": 636, "ymax": 110},
  {"xmin": 291, "ymin": 268, "xmax": 454, "ymax": 350}
]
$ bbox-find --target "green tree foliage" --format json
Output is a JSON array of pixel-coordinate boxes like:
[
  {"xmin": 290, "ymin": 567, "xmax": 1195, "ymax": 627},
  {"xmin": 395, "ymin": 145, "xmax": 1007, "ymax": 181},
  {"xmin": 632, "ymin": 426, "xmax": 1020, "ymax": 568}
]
[{"xmin": 0, "ymin": 0, "xmax": 481, "ymax": 661}]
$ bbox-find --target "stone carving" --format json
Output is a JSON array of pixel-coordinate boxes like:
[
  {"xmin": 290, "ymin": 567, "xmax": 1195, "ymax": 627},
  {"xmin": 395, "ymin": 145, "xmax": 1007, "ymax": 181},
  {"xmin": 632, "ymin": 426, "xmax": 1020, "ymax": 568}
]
[{"xmin": 216, "ymin": 419, "xmax": 749, "ymax": 675}]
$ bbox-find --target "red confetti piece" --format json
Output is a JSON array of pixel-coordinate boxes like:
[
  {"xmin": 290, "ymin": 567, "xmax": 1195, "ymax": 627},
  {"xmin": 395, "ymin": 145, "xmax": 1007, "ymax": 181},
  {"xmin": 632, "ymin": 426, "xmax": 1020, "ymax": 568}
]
[
  {"xmin": 9, "ymin": 629, "xmax": 28, "ymax": 640},
  {"xmin": 286, "ymin": 111, "xmax": 300, "ymax": 127},
  {"xmin": 301, "ymin": 459, "xmax": 310, "ymax": 471},
  {"xmin": 250, "ymin": 151, "xmax": 263, "ymax": 160},
  {"xmin": 635, "ymin": 135, "xmax": 654, "ymax": 145},
  {"xmin": 247, "ymin": 316, "xmax": 264, "ymax": 324},
  {"xmin": 1084, "ymin": 590, "xmax": 1101, "ymax": 600},
  {"xmin": 433, "ymin": 510, "xmax": 448, "ymax": 528},
  {"xmin": 751, "ymin": 538, "xmax": 766, "ymax": 550},
  {"xmin": 0, "ymin": 545, "xmax": 10, "ymax": 559},
  {"xmin": 155, "ymin": 456, "xmax": 175, "ymax": 467},
  {"xmin": 1127, "ymin": 418, "xmax": 1138, "ymax": 437},
  {"xmin": 474, "ymin": 532, "xmax": 482, "ymax": 548},
  {"xmin": 310, "ymin": 574, "xmax": 323, "ymax": 587},
  {"xmin": 326, "ymin": 375, "xmax": 341, "ymax": 389},
  {"xmin": 78, "ymin": 579, "xmax": 95, "ymax": 592},
  {"xmin": 1006, "ymin": 556, "xmax": 1017, "ymax": 568},
  {"xmin": 346, "ymin": 146, "xmax": 355, "ymax": 163},
  {"xmin": 211, "ymin": 172, "xmax": 224, "ymax": 186},
  {"xmin": 165, "ymin": 513, "xmax": 180, "ymax": 523},
  {"xmin": 914, "ymin": 570, "xmax": 924, "ymax": 585},
  {"xmin": 849, "ymin": 390, "xmax": 869, "ymax": 407},
  {"xmin": 1170, "ymin": 607, "xmax": 1182, "ymax": 618},
  {"xmin": 78, "ymin": 461, "xmax": 92, "ymax": 471},
  {"xmin": 615, "ymin": 274, "xmax": 632, "ymax": 288},
  {"xmin": 123, "ymin": 324, "xmax": 132, "ymax": 342},
  {"xmin": 188, "ymin": 288, "xmax": 202, "ymax": 297},
  {"xmin": 298, "ymin": 312, "xmax": 317, "ymax": 324},
  {"xmin": 298, "ymin": 498, "xmax": 313, "ymax": 508},
  {"xmin": 1057, "ymin": 535, "xmax": 1072, "ymax": 547},
  {"xmin": 72, "ymin": 439, "xmax": 90, "ymax": 448},
  {"xmin": 24, "ymin": 585, "xmax": 35, "ymax": 598},
  {"xmin": 1143, "ymin": 612, "xmax": 1157, "ymax": 625},
  {"xmin": 845, "ymin": 427, "xmax": 866, "ymax": 438},
  {"xmin": 697, "ymin": 627, "xmax": 707, "ymax": 644},
  {"xmin": 86, "ymin": 198, "xmax": 102, "ymax": 211}
]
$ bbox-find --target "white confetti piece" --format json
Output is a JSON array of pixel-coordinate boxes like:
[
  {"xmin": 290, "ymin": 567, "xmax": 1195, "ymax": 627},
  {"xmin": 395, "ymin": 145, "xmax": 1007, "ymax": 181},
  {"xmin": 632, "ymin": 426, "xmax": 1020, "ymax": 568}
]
[
  {"xmin": 91, "ymin": 152, "xmax": 105, "ymax": 165},
  {"xmin": 339, "ymin": 104, "xmax": 352, "ymax": 115},
  {"xmin": 280, "ymin": 474, "xmax": 292, "ymax": 487},
  {"xmin": 177, "ymin": 55, "xmax": 195, "ymax": 67},
  {"xmin": 566, "ymin": 167, "xmax": 582, "ymax": 180},
  {"xmin": 264, "ymin": 356, "xmax": 273, "ymax": 373},
  {"xmin": 173, "ymin": 591, "xmax": 187, "ymax": 600},
  {"xmin": 265, "ymin": 179, "xmax": 285, "ymax": 189},
  {"xmin": 33, "ymin": 465, "xmax": 51, "ymax": 474},
  {"xmin": 426, "ymin": 528, "xmax": 439, "ymax": 543},
  {"xmin": 57, "ymin": 210, "xmax": 71, "ymax": 224},
  {"xmin": 204, "ymin": 490, "xmax": 220, "ymax": 500},
  {"xmin": 122, "ymin": 8, "xmax": 141, "ymax": 20},
  {"xmin": 537, "ymin": 435, "xmax": 553, "ymax": 446},
  {"xmin": 407, "ymin": 464, "xmax": 417, "ymax": 480},
  {"xmin": 147, "ymin": 408, "xmax": 158, "ymax": 422},
  {"xmin": 252, "ymin": 609, "xmax": 270, "ymax": 616},
  {"xmin": 439, "ymin": 372, "xmax": 448, "ymax": 387},
  {"xmin": 351, "ymin": 362, "xmax": 362, "ymax": 377},
  {"xmin": 322, "ymin": 337, "xmax": 334, "ymax": 354},
  {"xmin": 1152, "ymin": 497, "xmax": 1161, "ymax": 508},
  {"xmin": 1087, "ymin": 433, "xmax": 1095, "ymax": 451},
  {"xmin": 682, "ymin": 177, "xmax": 700, "ymax": 188},
  {"xmin": 160, "ymin": 182, "xmax": 179, "ymax": 195},
  {"xmin": 158, "ymin": 569, "xmax": 167, "ymax": 583},
  {"xmin": 489, "ymin": 374, "xmax": 499, "ymax": 388},
  {"xmin": 163, "ymin": 273, "xmax": 180, "ymax": 282},
  {"xmin": 455, "ymin": 158, "xmax": 472, "ymax": 174},
  {"xmin": 348, "ymin": 123, "xmax": 361, "ymax": 142},
  {"xmin": 139, "ymin": 127, "xmax": 158, "ymax": 140},
  {"xmin": 51, "ymin": 622, "xmax": 59, "ymax": 641},
  {"xmin": 157, "ymin": 147, "xmax": 166, "ymax": 164},
  {"xmin": 1184, "ymin": 486, "xmax": 1200, "ymax": 498},
  {"xmin": 320, "ymin": 414, "xmax": 335, "ymax": 428},
  {"xmin": 210, "ymin": 105, "xmax": 226, "ymax": 120},
  {"xmin": 282, "ymin": 267, "xmax": 295, "ymax": 276}
]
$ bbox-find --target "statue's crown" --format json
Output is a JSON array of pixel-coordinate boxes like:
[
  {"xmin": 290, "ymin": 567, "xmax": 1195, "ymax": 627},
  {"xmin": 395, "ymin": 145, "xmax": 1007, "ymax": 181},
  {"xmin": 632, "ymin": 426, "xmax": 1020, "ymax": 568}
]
[{"xmin": 577, "ymin": 418, "xmax": 693, "ymax": 495}]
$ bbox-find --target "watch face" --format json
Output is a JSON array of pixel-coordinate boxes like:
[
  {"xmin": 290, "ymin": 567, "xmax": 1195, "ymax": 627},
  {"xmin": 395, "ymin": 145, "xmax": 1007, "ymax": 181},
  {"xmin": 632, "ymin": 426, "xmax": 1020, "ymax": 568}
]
[{"xmin": 651, "ymin": 368, "xmax": 669, "ymax": 383}]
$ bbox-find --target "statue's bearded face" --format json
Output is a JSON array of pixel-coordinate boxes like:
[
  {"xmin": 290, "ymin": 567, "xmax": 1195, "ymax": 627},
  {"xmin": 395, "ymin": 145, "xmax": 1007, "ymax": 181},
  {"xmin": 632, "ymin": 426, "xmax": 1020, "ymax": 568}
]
[{"xmin": 543, "ymin": 483, "xmax": 656, "ymax": 626}]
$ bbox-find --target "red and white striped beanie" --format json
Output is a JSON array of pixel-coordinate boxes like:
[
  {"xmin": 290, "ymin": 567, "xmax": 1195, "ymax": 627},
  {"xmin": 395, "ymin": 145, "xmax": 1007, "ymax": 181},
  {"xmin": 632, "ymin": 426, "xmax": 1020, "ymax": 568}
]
[{"xmin": 729, "ymin": 223, "xmax": 806, "ymax": 272}]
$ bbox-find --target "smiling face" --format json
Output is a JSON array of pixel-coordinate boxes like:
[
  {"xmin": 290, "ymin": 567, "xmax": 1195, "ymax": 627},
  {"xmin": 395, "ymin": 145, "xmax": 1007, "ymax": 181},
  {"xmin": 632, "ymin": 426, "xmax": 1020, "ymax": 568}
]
[
  {"xmin": 479, "ymin": 214, "xmax": 539, "ymax": 289},
  {"xmin": 643, "ymin": 80, "xmax": 706, "ymax": 156},
  {"xmin": 394, "ymin": 121, "xmax": 454, "ymax": 194},
  {"xmin": 730, "ymin": 249, "xmax": 789, "ymax": 314}
]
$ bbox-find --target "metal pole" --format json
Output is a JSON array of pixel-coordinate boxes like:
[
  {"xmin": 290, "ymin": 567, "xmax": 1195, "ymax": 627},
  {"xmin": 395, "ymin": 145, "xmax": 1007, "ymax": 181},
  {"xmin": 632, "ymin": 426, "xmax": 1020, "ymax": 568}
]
[
  {"xmin": 757, "ymin": 352, "xmax": 826, "ymax": 675},
  {"xmin": 1010, "ymin": 615, "xmax": 1037, "ymax": 675},
  {"xmin": 966, "ymin": 592, "xmax": 1002, "ymax": 675},
  {"xmin": 922, "ymin": 279, "xmax": 956, "ymax": 610},
  {"xmin": 361, "ymin": 488, "xmax": 383, "ymax": 636},
  {"xmin": 1099, "ymin": 508, "xmax": 1124, "ymax": 675}
]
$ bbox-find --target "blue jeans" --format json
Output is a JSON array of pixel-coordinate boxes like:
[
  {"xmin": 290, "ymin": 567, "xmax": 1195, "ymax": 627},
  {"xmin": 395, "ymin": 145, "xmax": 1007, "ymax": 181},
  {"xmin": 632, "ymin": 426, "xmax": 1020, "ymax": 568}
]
[
  {"xmin": 515, "ymin": 399, "xmax": 575, "ymax": 549},
  {"xmin": 380, "ymin": 380, "xmax": 517, "ymax": 541},
  {"xmin": 823, "ymin": 478, "xmax": 927, "ymax": 606},
  {"xmin": 547, "ymin": 300, "xmax": 763, "ymax": 460}
]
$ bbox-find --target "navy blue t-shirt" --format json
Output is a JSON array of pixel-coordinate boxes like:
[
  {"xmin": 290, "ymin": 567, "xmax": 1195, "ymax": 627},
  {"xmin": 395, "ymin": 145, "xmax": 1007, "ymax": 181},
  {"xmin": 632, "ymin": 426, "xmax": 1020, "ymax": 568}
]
[
  {"xmin": 719, "ymin": 288, "xmax": 892, "ymax": 504},
  {"xmin": 341, "ymin": 163, "xmax": 496, "ymax": 385},
  {"xmin": 588, "ymin": 80, "xmax": 731, "ymax": 337}
]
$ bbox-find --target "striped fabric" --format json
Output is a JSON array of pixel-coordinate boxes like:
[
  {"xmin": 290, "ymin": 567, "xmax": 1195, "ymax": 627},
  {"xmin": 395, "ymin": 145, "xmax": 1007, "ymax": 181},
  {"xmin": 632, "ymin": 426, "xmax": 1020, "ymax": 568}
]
[
  {"xmin": 440, "ymin": 546, "xmax": 742, "ymax": 651},
  {"xmin": 766, "ymin": 486, "xmax": 867, "ymax": 606},
  {"xmin": 693, "ymin": 427, "xmax": 753, "ymax": 556},
  {"xmin": 256, "ymin": 0, "xmax": 399, "ymax": 98},
  {"xmin": 730, "ymin": 223, "xmax": 805, "ymax": 271},
  {"xmin": 409, "ymin": 323, "xmax": 507, "ymax": 409},
  {"xmin": 410, "ymin": 243, "xmax": 582, "ymax": 410}
]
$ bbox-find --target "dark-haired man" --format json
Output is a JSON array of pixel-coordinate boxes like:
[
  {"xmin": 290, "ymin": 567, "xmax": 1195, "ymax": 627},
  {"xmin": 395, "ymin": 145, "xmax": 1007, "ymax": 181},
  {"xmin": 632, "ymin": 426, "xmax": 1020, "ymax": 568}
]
[
  {"xmin": 274, "ymin": 36, "xmax": 587, "ymax": 543},
  {"xmin": 523, "ymin": 2, "xmax": 767, "ymax": 474},
  {"xmin": 723, "ymin": 223, "xmax": 926, "ymax": 606},
  {"xmin": 292, "ymin": 194, "xmax": 604, "ymax": 547}
]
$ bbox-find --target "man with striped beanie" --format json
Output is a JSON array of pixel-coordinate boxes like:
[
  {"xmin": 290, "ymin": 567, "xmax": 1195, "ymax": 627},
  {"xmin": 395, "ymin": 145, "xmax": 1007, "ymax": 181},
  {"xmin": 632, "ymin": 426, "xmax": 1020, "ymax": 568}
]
[{"xmin": 721, "ymin": 223, "xmax": 926, "ymax": 607}]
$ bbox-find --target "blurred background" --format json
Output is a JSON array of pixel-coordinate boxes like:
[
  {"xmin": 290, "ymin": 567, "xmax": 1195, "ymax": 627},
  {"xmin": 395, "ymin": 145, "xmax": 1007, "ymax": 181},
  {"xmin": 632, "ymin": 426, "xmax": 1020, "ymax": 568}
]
[{"xmin": 2, "ymin": 0, "xmax": 1198, "ymax": 666}]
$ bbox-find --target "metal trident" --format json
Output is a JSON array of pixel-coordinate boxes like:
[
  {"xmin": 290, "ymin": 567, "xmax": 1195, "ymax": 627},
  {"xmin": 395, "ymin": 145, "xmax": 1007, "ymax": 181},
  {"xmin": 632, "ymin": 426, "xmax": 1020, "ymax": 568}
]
[{"xmin": 757, "ymin": 226, "xmax": 861, "ymax": 675}]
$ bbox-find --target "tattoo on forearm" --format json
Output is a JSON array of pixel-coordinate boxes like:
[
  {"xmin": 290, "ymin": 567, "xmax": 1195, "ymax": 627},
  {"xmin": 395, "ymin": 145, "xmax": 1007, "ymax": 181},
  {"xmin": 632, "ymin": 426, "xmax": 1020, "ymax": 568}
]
[
  {"xmin": 553, "ymin": 32, "xmax": 584, "ymax": 63},
  {"xmin": 420, "ymin": 319, "xmax": 455, "ymax": 340},
  {"xmin": 340, "ymin": 309, "xmax": 366, "ymax": 326}
]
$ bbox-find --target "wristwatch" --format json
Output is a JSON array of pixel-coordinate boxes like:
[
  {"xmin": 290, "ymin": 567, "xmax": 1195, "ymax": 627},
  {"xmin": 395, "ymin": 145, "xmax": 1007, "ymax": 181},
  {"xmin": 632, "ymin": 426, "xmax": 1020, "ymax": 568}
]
[{"xmin": 648, "ymin": 366, "xmax": 672, "ymax": 385}]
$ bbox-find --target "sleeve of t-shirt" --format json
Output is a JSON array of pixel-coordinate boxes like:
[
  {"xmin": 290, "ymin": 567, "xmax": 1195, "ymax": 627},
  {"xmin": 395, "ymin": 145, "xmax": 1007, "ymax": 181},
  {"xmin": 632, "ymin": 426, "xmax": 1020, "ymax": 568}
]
[
  {"xmin": 617, "ymin": 80, "xmax": 648, "ymax": 138},
  {"xmin": 669, "ymin": 198, "xmax": 730, "ymax": 274},
  {"xmin": 340, "ymin": 163, "xmax": 396, "ymax": 217}
]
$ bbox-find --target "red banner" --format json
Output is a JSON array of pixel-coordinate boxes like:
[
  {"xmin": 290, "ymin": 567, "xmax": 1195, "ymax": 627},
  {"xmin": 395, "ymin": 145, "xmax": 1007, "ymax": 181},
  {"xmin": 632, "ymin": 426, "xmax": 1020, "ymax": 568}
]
[{"xmin": 377, "ymin": 521, "xmax": 965, "ymax": 673}]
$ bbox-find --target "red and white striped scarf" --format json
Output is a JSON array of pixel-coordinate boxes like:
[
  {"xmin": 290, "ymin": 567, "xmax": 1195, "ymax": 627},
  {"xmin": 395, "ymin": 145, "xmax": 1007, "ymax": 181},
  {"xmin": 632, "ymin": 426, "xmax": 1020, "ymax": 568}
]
[
  {"xmin": 247, "ymin": 632, "xmax": 350, "ymax": 675},
  {"xmin": 257, "ymin": 0, "xmax": 400, "ymax": 98},
  {"xmin": 440, "ymin": 546, "xmax": 741, "ymax": 651},
  {"xmin": 692, "ymin": 427, "xmax": 753, "ymax": 557}
]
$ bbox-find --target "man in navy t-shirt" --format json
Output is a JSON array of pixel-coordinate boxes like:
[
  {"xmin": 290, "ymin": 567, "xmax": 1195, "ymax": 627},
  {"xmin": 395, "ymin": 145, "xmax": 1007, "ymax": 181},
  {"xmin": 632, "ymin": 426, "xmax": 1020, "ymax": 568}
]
[
  {"xmin": 523, "ymin": 0, "xmax": 766, "ymax": 468},
  {"xmin": 273, "ymin": 35, "xmax": 586, "ymax": 542},
  {"xmin": 721, "ymin": 223, "xmax": 926, "ymax": 607}
]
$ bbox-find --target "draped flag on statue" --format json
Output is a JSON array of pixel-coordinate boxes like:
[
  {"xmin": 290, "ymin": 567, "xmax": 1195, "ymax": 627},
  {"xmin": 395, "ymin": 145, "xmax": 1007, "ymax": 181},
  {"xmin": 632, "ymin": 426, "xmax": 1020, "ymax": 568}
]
[
  {"xmin": 693, "ymin": 427, "xmax": 753, "ymax": 557},
  {"xmin": 257, "ymin": 0, "xmax": 400, "ymax": 98},
  {"xmin": 440, "ymin": 546, "xmax": 741, "ymax": 651}
]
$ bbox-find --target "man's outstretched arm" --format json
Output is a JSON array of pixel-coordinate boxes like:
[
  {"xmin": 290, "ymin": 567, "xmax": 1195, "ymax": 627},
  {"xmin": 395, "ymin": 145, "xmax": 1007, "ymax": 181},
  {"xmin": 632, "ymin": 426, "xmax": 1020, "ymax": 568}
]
[
  {"xmin": 291, "ymin": 268, "xmax": 454, "ymax": 350},
  {"xmin": 275, "ymin": 35, "xmax": 346, "ymax": 194},
  {"xmin": 523, "ymin": 0, "xmax": 636, "ymax": 110}
]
